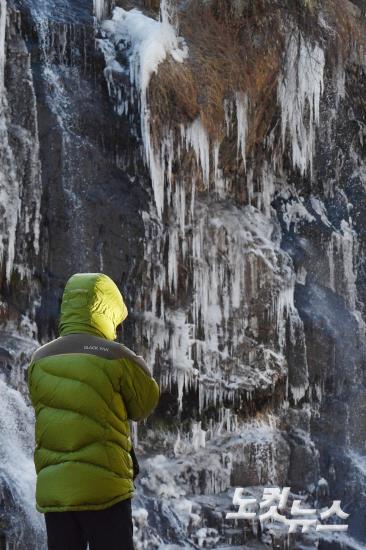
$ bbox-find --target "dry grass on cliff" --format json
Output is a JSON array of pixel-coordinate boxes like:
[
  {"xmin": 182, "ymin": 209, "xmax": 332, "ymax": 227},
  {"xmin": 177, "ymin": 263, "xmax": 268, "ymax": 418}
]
[
  {"xmin": 147, "ymin": 0, "xmax": 366, "ymax": 158},
  {"xmin": 323, "ymin": 0, "xmax": 366, "ymax": 61},
  {"xmin": 148, "ymin": 0, "xmax": 284, "ymax": 150}
]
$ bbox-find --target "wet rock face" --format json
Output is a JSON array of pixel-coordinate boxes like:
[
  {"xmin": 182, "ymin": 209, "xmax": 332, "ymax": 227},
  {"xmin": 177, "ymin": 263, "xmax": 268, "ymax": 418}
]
[
  {"xmin": 24, "ymin": 7, "xmax": 149, "ymax": 343},
  {"xmin": 275, "ymin": 49, "xmax": 366, "ymax": 531},
  {"xmin": 1, "ymin": 0, "xmax": 366, "ymax": 548},
  {"xmin": 0, "ymin": 4, "xmax": 42, "ymax": 330}
]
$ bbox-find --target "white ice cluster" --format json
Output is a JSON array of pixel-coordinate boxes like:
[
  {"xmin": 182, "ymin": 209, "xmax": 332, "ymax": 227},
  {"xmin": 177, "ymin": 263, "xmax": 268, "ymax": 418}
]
[
  {"xmin": 141, "ymin": 201, "xmax": 291, "ymax": 411},
  {"xmin": 278, "ymin": 31, "xmax": 325, "ymax": 177}
]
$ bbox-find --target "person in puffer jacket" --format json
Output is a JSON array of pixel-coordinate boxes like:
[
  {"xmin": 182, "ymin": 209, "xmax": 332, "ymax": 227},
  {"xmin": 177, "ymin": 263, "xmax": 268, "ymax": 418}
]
[{"xmin": 27, "ymin": 272, "xmax": 160, "ymax": 550}]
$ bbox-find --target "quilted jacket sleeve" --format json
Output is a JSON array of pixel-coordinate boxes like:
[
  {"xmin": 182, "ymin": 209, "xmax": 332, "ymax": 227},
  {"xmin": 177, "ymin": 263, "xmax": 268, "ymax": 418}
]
[{"xmin": 119, "ymin": 355, "xmax": 160, "ymax": 422}]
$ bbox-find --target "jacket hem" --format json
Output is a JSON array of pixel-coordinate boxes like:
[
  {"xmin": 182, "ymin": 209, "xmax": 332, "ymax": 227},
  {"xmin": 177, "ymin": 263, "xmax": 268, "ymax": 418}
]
[{"xmin": 37, "ymin": 491, "xmax": 134, "ymax": 514}]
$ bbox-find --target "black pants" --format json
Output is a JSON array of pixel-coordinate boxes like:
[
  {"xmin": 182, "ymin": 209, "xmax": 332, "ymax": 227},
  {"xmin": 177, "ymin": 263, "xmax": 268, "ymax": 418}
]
[{"xmin": 44, "ymin": 499, "xmax": 134, "ymax": 550}]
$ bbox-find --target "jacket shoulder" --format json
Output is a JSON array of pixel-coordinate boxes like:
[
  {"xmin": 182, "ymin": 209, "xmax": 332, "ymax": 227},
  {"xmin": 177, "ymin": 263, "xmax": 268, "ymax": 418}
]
[
  {"xmin": 30, "ymin": 339, "xmax": 60, "ymax": 364},
  {"xmin": 29, "ymin": 334, "xmax": 151, "ymax": 376},
  {"xmin": 108, "ymin": 341, "xmax": 152, "ymax": 377}
]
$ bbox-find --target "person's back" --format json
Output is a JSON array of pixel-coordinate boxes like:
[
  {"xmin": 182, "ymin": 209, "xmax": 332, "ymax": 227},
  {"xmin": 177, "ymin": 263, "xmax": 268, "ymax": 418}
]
[{"xmin": 27, "ymin": 272, "xmax": 160, "ymax": 550}]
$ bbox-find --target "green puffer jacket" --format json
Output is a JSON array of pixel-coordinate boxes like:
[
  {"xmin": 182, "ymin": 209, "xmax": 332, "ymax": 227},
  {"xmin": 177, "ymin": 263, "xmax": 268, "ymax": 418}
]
[{"xmin": 27, "ymin": 272, "xmax": 160, "ymax": 513}]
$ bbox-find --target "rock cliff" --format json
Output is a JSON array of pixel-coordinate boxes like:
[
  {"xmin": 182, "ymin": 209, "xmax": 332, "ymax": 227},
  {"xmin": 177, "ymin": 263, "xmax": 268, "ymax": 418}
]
[{"xmin": 1, "ymin": 0, "xmax": 366, "ymax": 548}]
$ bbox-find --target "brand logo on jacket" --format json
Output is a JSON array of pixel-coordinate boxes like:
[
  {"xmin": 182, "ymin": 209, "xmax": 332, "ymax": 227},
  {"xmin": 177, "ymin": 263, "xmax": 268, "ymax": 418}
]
[{"xmin": 83, "ymin": 345, "xmax": 110, "ymax": 352}]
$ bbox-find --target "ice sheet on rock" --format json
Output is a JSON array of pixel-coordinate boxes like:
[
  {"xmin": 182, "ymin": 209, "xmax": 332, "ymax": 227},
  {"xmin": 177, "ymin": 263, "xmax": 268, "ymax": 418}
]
[
  {"xmin": 309, "ymin": 196, "xmax": 332, "ymax": 228},
  {"xmin": 96, "ymin": 9, "xmax": 317, "ymax": 539},
  {"xmin": 327, "ymin": 221, "xmax": 358, "ymax": 311},
  {"xmin": 282, "ymin": 196, "xmax": 316, "ymax": 232},
  {"xmin": 1, "ymin": 0, "xmax": 41, "ymax": 282},
  {"xmin": 96, "ymin": 7, "xmax": 296, "ymax": 421},
  {"xmin": 316, "ymin": 531, "xmax": 366, "ymax": 550},
  {"xmin": 0, "ymin": 75, "xmax": 41, "ymax": 283},
  {"xmin": 346, "ymin": 450, "xmax": 366, "ymax": 480},
  {"xmin": 194, "ymin": 527, "xmax": 220, "ymax": 547},
  {"xmin": 23, "ymin": 0, "xmax": 91, "ymax": 24}
]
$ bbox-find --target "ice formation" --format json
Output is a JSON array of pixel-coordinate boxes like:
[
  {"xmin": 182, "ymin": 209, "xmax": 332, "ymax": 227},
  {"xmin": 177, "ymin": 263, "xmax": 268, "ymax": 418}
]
[
  {"xmin": 0, "ymin": 0, "xmax": 6, "ymax": 90},
  {"xmin": 327, "ymin": 221, "xmax": 358, "ymax": 311},
  {"xmin": 278, "ymin": 31, "xmax": 325, "ymax": 177},
  {"xmin": 100, "ymin": 2, "xmax": 188, "ymax": 217},
  {"xmin": 93, "ymin": 0, "xmax": 107, "ymax": 21},
  {"xmin": 139, "ymin": 200, "xmax": 291, "ymax": 413},
  {"xmin": 0, "ymin": 379, "xmax": 44, "ymax": 540},
  {"xmin": 99, "ymin": 5, "xmax": 254, "ymax": 217},
  {"xmin": 235, "ymin": 91, "xmax": 249, "ymax": 171},
  {"xmin": 98, "ymin": 3, "xmax": 296, "ymax": 416},
  {"xmin": 282, "ymin": 196, "xmax": 316, "ymax": 232},
  {"xmin": 0, "ymin": 110, "xmax": 21, "ymax": 282}
]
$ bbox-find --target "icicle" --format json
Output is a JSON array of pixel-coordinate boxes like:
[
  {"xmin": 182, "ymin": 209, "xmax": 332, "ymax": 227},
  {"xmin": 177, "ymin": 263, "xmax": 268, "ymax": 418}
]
[
  {"xmin": 259, "ymin": 160, "xmax": 275, "ymax": 218},
  {"xmin": 327, "ymin": 236, "xmax": 336, "ymax": 293},
  {"xmin": 192, "ymin": 421, "xmax": 206, "ymax": 451},
  {"xmin": 274, "ymin": 275, "xmax": 296, "ymax": 351},
  {"xmin": 181, "ymin": 118, "xmax": 211, "ymax": 188},
  {"xmin": 333, "ymin": 55, "xmax": 345, "ymax": 108},
  {"xmin": 224, "ymin": 97, "xmax": 234, "ymax": 136},
  {"xmin": 93, "ymin": 0, "xmax": 107, "ymax": 21},
  {"xmin": 328, "ymin": 221, "xmax": 358, "ymax": 311},
  {"xmin": 173, "ymin": 428, "xmax": 181, "ymax": 456},
  {"xmin": 291, "ymin": 384, "xmax": 308, "ymax": 404},
  {"xmin": 310, "ymin": 196, "xmax": 332, "ymax": 228},
  {"xmin": 235, "ymin": 91, "xmax": 248, "ymax": 171},
  {"xmin": 0, "ymin": 0, "xmax": 6, "ymax": 91},
  {"xmin": 130, "ymin": 420, "xmax": 138, "ymax": 447},
  {"xmin": 278, "ymin": 31, "xmax": 325, "ymax": 177}
]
